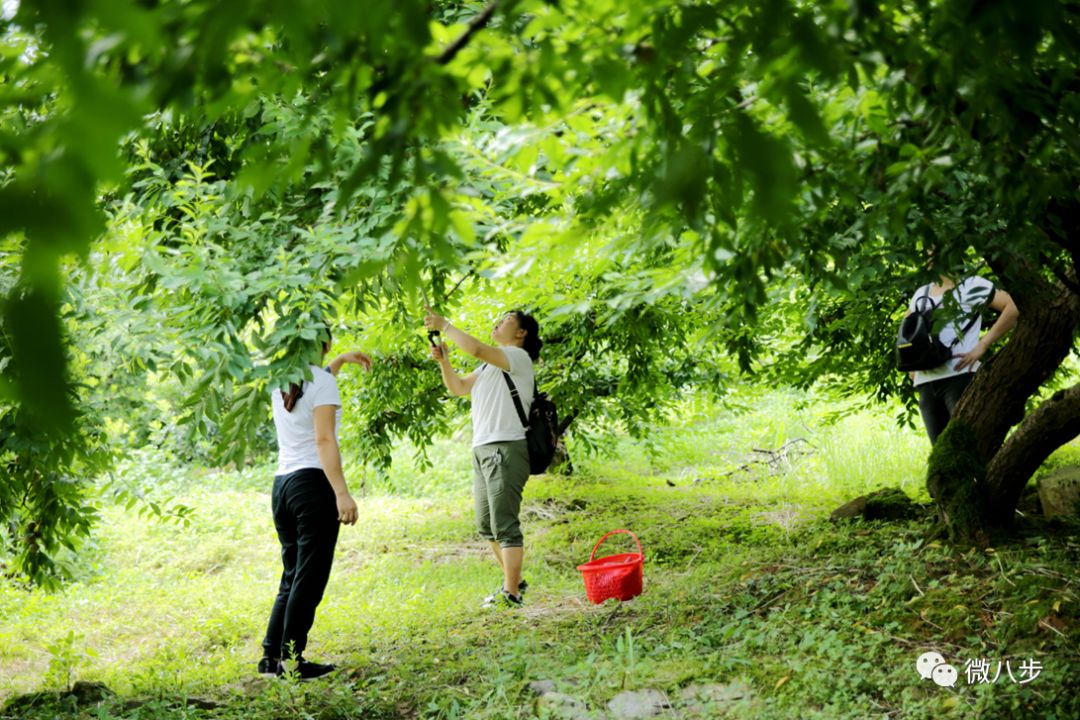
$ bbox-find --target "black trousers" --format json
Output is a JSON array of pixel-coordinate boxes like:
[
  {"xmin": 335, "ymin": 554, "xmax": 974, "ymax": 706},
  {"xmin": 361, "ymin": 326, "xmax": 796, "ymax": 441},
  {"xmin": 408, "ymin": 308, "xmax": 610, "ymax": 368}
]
[
  {"xmin": 262, "ymin": 468, "xmax": 340, "ymax": 660},
  {"xmin": 917, "ymin": 373, "xmax": 974, "ymax": 445}
]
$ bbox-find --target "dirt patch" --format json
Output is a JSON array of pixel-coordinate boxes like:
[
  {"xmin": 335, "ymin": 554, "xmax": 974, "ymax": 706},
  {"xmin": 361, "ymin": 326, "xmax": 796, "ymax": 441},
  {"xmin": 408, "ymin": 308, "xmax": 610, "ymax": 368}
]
[
  {"xmin": 521, "ymin": 498, "xmax": 588, "ymax": 522},
  {"xmin": 417, "ymin": 544, "xmax": 491, "ymax": 564}
]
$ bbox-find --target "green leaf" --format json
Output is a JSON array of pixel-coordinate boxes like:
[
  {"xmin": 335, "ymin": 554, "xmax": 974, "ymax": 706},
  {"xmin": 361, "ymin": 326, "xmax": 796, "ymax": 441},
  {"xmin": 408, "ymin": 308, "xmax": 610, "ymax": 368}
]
[
  {"xmin": 730, "ymin": 112, "xmax": 797, "ymax": 221},
  {"xmin": 4, "ymin": 288, "xmax": 74, "ymax": 434},
  {"xmin": 784, "ymin": 85, "xmax": 830, "ymax": 147}
]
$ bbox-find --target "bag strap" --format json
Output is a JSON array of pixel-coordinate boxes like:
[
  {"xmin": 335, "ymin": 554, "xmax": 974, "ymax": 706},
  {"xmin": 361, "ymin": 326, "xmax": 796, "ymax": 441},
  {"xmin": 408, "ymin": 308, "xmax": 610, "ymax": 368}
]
[
  {"xmin": 913, "ymin": 284, "xmax": 934, "ymax": 314},
  {"xmin": 501, "ymin": 371, "xmax": 529, "ymax": 429},
  {"xmin": 939, "ymin": 285, "xmax": 982, "ymax": 347},
  {"xmin": 916, "ymin": 285, "xmax": 981, "ymax": 347},
  {"xmin": 947, "ymin": 312, "xmax": 980, "ymax": 349}
]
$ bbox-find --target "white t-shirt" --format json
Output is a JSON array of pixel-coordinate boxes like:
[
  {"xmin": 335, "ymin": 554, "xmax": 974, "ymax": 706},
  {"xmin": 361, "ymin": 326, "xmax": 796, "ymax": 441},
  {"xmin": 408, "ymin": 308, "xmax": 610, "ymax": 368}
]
[
  {"xmin": 272, "ymin": 365, "xmax": 342, "ymax": 475},
  {"xmin": 908, "ymin": 277, "xmax": 996, "ymax": 387},
  {"xmin": 470, "ymin": 346, "xmax": 535, "ymax": 448}
]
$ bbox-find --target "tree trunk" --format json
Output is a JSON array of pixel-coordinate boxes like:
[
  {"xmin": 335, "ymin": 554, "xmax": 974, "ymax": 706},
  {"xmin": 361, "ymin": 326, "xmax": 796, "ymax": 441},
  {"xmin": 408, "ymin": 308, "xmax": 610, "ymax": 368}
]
[
  {"xmin": 550, "ymin": 439, "xmax": 574, "ymax": 475},
  {"xmin": 926, "ymin": 420, "xmax": 987, "ymax": 544},
  {"xmin": 928, "ymin": 277, "xmax": 1080, "ymax": 543},
  {"xmin": 550, "ymin": 414, "xmax": 577, "ymax": 475}
]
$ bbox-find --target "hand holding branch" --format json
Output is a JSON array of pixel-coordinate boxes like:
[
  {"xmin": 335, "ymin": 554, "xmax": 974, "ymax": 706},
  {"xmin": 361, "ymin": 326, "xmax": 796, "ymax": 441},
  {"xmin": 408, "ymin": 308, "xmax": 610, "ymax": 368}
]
[
  {"xmin": 328, "ymin": 350, "xmax": 373, "ymax": 375},
  {"xmin": 423, "ymin": 306, "xmax": 451, "ymax": 334},
  {"xmin": 429, "ymin": 342, "xmax": 450, "ymax": 363}
]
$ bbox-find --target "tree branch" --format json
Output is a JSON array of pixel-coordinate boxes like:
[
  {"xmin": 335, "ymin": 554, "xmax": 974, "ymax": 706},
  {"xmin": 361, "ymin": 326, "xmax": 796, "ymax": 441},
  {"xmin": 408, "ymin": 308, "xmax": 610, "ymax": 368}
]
[
  {"xmin": 952, "ymin": 270, "xmax": 1080, "ymax": 463},
  {"xmin": 1040, "ymin": 253, "xmax": 1080, "ymax": 298},
  {"xmin": 436, "ymin": 1, "xmax": 500, "ymax": 66},
  {"xmin": 984, "ymin": 381, "xmax": 1080, "ymax": 525}
]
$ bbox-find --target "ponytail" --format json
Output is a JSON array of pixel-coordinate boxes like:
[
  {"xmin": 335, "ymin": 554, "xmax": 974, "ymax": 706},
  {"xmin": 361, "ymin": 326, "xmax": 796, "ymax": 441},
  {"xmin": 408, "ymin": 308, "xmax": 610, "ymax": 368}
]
[
  {"xmin": 280, "ymin": 327, "xmax": 333, "ymax": 413},
  {"xmin": 281, "ymin": 384, "xmax": 303, "ymax": 412}
]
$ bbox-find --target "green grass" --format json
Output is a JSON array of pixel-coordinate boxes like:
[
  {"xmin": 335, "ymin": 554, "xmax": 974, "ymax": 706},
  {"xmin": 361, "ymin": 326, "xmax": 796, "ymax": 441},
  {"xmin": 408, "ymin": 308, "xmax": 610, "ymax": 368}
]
[{"xmin": 2, "ymin": 391, "xmax": 1079, "ymax": 719}]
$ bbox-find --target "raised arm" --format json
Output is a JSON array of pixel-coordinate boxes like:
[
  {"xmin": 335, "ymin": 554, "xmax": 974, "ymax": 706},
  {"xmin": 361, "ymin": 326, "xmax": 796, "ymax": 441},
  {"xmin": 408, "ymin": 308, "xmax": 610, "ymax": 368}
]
[
  {"xmin": 429, "ymin": 342, "xmax": 479, "ymax": 396},
  {"xmin": 326, "ymin": 350, "xmax": 373, "ymax": 376},
  {"xmin": 980, "ymin": 289, "xmax": 1020, "ymax": 346},
  {"xmin": 424, "ymin": 306, "xmax": 510, "ymax": 371}
]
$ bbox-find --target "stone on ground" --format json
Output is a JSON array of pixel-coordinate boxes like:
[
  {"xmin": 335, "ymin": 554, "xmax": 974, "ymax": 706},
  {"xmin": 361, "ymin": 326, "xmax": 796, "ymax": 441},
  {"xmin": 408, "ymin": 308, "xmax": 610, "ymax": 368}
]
[
  {"xmin": 1038, "ymin": 467, "xmax": 1080, "ymax": 518},
  {"xmin": 679, "ymin": 681, "xmax": 755, "ymax": 716},
  {"xmin": 537, "ymin": 691, "xmax": 604, "ymax": 720},
  {"xmin": 831, "ymin": 487, "xmax": 921, "ymax": 521},
  {"xmin": 606, "ymin": 688, "xmax": 672, "ymax": 719}
]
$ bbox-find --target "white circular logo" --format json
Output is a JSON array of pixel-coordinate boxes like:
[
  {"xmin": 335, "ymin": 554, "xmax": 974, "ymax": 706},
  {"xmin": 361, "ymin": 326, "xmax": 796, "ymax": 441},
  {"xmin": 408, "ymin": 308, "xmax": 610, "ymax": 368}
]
[
  {"xmin": 917, "ymin": 651, "xmax": 946, "ymax": 680},
  {"xmin": 932, "ymin": 663, "xmax": 958, "ymax": 688}
]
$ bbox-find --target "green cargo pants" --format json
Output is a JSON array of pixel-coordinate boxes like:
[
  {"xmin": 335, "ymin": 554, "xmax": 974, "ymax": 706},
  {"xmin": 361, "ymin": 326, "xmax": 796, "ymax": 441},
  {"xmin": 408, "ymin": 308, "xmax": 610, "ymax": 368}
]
[{"xmin": 472, "ymin": 440, "xmax": 529, "ymax": 548}]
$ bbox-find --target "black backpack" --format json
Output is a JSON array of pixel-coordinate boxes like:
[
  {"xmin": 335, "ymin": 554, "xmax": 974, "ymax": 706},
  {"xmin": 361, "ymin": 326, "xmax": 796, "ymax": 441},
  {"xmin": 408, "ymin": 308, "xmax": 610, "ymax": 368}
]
[
  {"xmin": 501, "ymin": 372, "xmax": 559, "ymax": 474},
  {"xmin": 895, "ymin": 288, "xmax": 978, "ymax": 372}
]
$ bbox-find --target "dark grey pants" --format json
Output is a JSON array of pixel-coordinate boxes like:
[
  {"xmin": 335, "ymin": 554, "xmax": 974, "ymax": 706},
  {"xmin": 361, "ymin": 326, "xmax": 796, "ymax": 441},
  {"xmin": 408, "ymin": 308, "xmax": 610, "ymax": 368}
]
[
  {"xmin": 262, "ymin": 468, "xmax": 340, "ymax": 660},
  {"xmin": 917, "ymin": 374, "xmax": 974, "ymax": 444}
]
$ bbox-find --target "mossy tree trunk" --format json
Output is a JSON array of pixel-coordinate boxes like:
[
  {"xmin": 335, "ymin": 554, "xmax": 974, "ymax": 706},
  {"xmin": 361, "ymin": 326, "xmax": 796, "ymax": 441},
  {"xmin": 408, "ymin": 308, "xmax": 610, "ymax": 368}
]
[{"xmin": 928, "ymin": 265, "xmax": 1080, "ymax": 543}]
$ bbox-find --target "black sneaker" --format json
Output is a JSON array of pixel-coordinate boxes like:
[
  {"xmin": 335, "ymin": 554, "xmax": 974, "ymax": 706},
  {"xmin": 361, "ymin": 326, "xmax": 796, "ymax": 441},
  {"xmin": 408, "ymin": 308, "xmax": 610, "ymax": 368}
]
[
  {"xmin": 482, "ymin": 589, "xmax": 524, "ymax": 610},
  {"xmin": 257, "ymin": 657, "xmax": 281, "ymax": 676},
  {"xmin": 482, "ymin": 578, "xmax": 528, "ymax": 606},
  {"xmin": 281, "ymin": 657, "xmax": 336, "ymax": 680}
]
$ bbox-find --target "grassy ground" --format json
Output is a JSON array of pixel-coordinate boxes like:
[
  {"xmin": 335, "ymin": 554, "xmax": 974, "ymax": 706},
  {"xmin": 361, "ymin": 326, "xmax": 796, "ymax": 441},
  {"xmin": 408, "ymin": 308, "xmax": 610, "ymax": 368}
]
[{"xmin": 2, "ymin": 390, "xmax": 1078, "ymax": 719}]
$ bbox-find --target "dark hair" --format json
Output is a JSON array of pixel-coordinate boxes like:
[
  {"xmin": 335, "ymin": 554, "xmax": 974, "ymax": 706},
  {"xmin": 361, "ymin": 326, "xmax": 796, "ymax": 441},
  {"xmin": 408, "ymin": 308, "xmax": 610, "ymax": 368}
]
[
  {"xmin": 509, "ymin": 310, "xmax": 542, "ymax": 361},
  {"xmin": 281, "ymin": 327, "xmax": 333, "ymax": 412}
]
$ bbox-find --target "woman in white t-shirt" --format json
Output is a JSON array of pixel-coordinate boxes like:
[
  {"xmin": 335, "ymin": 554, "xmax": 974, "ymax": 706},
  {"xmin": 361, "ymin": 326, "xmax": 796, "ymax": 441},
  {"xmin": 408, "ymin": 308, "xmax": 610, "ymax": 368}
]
[
  {"xmin": 259, "ymin": 329, "xmax": 371, "ymax": 679},
  {"xmin": 424, "ymin": 307, "xmax": 541, "ymax": 609},
  {"xmin": 906, "ymin": 276, "xmax": 1018, "ymax": 443}
]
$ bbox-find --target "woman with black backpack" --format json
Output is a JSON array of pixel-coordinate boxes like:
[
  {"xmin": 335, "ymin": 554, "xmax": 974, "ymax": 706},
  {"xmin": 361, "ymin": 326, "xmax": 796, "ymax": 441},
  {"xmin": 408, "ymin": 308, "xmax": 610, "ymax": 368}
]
[
  {"xmin": 424, "ymin": 307, "xmax": 541, "ymax": 609},
  {"xmin": 904, "ymin": 275, "xmax": 1018, "ymax": 444}
]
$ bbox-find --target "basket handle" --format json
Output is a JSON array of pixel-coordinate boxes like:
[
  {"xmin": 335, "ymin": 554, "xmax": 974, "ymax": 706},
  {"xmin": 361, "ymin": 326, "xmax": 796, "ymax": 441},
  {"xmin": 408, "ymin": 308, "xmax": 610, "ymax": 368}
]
[{"xmin": 590, "ymin": 529, "xmax": 644, "ymax": 562}]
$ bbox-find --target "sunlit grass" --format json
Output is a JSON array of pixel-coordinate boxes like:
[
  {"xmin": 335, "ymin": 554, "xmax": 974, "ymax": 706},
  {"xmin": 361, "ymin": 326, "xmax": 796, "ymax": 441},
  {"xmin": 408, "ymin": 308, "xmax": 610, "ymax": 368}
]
[
  {"xmin": 1, "ymin": 390, "xmax": 926, "ymax": 696},
  {"xmin": 2, "ymin": 390, "xmax": 1076, "ymax": 719},
  {"xmin": 3, "ymin": 390, "xmax": 927, "ymax": 697}
]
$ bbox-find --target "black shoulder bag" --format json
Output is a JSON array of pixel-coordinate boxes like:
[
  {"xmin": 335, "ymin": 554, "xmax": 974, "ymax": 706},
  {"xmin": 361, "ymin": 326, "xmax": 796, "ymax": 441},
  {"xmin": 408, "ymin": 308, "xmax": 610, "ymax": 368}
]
[
  {"xmin": 501, "ymin": 372, "xmax": 559, "ymax": 475},
  {"xmin": 895, "ymin": 287, "xmax": 980, "ymax": 372}
]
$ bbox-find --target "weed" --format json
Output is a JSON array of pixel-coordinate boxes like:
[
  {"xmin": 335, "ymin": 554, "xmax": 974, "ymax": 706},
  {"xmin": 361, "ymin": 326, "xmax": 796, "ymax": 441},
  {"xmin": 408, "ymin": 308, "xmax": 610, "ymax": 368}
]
[{"xmin": 43, "ymin": 632, "xmax": 94, "ymax": 692}]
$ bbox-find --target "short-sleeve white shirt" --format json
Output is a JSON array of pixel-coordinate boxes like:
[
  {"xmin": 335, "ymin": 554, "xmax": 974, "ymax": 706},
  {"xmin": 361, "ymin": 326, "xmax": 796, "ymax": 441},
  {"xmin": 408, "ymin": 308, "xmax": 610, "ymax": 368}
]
[
  {"xmin": 908, "ymin": 276, "xmax": 996, "ymax": 387},
  {"xmin": 470, "ymin": 346, "xmax": 535, "ymax": 447},
  {"xmin": 272, "ymin": 365, "xmax": 342, "ymax": 475}
]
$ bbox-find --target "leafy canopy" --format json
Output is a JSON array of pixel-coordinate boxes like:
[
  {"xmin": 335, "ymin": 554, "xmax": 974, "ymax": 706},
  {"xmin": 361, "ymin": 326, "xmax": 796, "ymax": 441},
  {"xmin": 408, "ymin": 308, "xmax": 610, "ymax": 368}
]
[{"xmin": 4, "ymin": 0, "xmax": 1080, "ymax": 582}]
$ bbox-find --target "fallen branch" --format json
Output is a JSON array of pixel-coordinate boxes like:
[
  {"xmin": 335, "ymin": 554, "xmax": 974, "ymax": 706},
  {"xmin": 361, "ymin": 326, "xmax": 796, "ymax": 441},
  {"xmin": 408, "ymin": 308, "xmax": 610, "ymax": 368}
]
[{"xmin": 714, "ymin": 438, "xmax": 816, "ymax": 479}]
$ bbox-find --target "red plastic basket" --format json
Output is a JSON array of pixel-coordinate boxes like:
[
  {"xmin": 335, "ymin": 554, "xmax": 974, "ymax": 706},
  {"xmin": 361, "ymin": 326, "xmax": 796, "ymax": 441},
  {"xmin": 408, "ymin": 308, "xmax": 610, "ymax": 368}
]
[{"xmin": 576, "ymin": 529, "xmax": 644, "ymax": 604}]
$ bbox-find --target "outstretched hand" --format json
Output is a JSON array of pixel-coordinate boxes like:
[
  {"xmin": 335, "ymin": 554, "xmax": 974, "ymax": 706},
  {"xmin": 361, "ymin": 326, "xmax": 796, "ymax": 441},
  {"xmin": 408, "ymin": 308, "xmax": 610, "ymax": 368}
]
[
  {"xmin": 424, "ymin": 306, "xmax": 449, "ymax": 333},
  {"xmin": 339, "ymin": 350, "xmax": 373, "ymax": 371}
]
